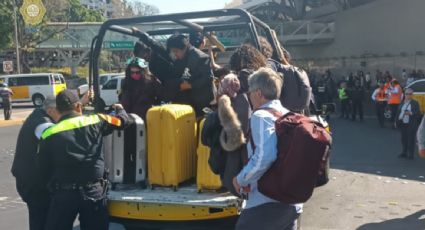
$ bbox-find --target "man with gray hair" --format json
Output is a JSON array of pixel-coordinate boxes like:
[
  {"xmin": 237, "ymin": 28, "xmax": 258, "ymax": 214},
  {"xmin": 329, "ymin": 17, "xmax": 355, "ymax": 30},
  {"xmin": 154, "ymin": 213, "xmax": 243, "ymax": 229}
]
[
  {"xmin": 233, "ymin": 68, "xmax": 302, "ymax": 230},
  {"xmin": 11, "ymin": 97, "xmax": 60, "ymax": 230},
  {"xmin": 396, "ymin": 88, "xmax": 420, "ymax": 160}
]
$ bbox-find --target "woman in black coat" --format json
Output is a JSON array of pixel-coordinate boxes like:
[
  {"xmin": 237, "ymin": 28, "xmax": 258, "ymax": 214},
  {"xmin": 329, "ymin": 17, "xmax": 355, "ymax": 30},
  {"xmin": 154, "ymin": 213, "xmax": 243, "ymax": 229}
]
[{"xmin": 120, "ymin": 58, "xmax": 164, "ymax": 121}]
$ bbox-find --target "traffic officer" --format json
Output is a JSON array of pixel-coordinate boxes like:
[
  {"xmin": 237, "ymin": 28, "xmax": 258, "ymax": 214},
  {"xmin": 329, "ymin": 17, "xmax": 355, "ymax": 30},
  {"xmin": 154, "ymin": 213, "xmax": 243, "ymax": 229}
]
[
  {"xmin": 0, "ymin": 83, "xmax": 13, "ymax": 120},
  {"xmin": 371, "ymin": 82, "xmax": 389, "ymax": 127},
  {"xmin": 37, "ymin": 90, "xmax": 133, "ymax": 230},
  {"xmin": 388, "ymin": 80, "xmax": 403, "ymax": 128},
  {"xmin": 11, "ymin": 97, "xmax": 60, "ymax": 230},
  {"xmin": 338, "ymin": 81, "xmax": 349, "ymax": 119}
]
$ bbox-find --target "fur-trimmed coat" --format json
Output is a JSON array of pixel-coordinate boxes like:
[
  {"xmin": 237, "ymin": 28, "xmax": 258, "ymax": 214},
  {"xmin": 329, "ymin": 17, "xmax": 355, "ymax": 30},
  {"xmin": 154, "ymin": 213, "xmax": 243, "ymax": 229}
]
[{"xmin": 216, "ymin": 94, "xmax": 251, "ymax": 196}]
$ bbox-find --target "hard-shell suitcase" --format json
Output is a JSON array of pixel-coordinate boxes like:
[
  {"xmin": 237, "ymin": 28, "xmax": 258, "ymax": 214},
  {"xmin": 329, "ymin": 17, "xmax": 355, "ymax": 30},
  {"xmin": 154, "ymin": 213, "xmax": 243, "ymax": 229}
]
[
  {"xmin": 103, "ymin": 114, "xmax": 146, "ymax": 187},
  {"xmin": 196, "ymin": 119, "xmax": 222, "ymax": 192},
  {"xmin": 103, "ymin": 127, "xmax": 124, "ymax": 184},
  {"xmin": 147, "ymin": 104, "xmax": 196, "ymax": 189}
]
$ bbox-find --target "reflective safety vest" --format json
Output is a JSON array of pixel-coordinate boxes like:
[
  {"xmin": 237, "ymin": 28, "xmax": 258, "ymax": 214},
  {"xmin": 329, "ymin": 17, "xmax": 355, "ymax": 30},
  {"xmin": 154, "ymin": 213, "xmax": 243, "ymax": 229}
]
[
  {"xmin": 388, "ymin": 85, "xmax": 402, "ymax": 105},
  {"xmin": 338, "ymin": 88, "xmax": 348, "ymax": 100},
  {"xmin": 41, "ymin": 114, "xmax": 121, "ymax": 140},
  {"xmin": 383, "ymin": 82, "xmax": 391, "ymax": 92},
  {"xmin": 375, "ymin": 88, "xmax": 388, "ymax": 102}
]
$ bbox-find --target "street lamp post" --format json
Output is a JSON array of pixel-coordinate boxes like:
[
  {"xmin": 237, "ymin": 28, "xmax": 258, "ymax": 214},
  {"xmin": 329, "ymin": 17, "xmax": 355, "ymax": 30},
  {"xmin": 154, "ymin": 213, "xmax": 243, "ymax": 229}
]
[{"xmin": 12, "ymin": 0, "xmax": 21, "ymax": 74}]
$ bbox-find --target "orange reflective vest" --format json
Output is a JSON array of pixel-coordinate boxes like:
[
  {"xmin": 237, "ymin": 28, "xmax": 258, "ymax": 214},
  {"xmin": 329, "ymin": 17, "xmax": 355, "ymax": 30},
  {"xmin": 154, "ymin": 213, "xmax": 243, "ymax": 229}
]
[
  {"xmin": 384, "ymin": 82, "xmax": 391, "ymax": 91},
  {"xmin": 376, "ymin": 88, "xmax": 388, "ymax": 102},
  {"xmin": 388, "ymin": 85, "xmax": 402, "ymax": 105}
]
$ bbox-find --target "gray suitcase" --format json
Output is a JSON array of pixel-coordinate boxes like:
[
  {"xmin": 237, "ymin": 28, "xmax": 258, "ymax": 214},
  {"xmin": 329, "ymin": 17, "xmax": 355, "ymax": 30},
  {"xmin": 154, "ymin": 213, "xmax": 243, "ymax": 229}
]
[{"xmin": 103, "ymin": 113, "xmax": 146, "ymax": 187}]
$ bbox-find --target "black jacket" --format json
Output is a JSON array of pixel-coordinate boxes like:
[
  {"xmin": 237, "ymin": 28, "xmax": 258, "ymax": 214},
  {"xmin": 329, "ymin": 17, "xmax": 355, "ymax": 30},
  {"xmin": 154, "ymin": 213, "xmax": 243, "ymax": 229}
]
[
  {"xmin": 37, "ymin": 109, "xmax": 132, "ymax": 186},
  {"xmin": 173, "ymin": 47, "xmax": 214, "ymax": 115},
  {"xmin": 11, "ymin": 108, "xmax": 51, "ymax": 200},
  {"xmin": 120, "ymin": 75, "xmax": 164, "ymax": 121},
  {"xmin": 396, "ymin": 99, "xmax": 421, "ymax": 128},
  {"xmin": 202, "ymin": 94, "xmax": 251, "ymax": 196},
  {"xmin": 348, "ymin": 86, "xmax": 365, "ymax": 101},
  {"xmin": 237, "ymin": 69, "xmax": 254, "ymax": 94}
]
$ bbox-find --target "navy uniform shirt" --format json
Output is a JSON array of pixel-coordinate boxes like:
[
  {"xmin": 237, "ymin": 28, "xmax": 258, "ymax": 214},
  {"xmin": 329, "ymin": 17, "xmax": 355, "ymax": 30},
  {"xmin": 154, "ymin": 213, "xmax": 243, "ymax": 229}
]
[{"xmin": 37, "ymin": 109, "xmax": 132, "ymax": 185}]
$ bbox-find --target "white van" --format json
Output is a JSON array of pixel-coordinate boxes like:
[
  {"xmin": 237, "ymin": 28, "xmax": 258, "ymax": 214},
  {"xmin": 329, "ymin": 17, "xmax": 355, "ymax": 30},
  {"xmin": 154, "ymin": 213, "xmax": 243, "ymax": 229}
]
[
  {"xmin": 0, "ymin": 73, "xmax": 67, "ymax": 106},
  {"xmin": 99, "ymin": 75, "xmax": 125, "ymax": 106}
]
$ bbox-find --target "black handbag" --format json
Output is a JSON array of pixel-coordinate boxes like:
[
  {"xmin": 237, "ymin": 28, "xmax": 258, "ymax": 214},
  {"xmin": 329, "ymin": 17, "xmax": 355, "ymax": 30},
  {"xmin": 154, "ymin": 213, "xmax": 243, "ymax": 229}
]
[{"xmin": 201, "ymin": 112, "xmax": 226, "ymax": 175}]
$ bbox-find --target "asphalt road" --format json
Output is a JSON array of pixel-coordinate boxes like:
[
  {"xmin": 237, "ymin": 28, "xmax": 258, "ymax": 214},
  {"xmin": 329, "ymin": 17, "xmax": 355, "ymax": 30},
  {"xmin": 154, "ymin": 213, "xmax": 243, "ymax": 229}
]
[{"xmin": 0, "ymin": 112, "xmax": 424, "ymax": 230}]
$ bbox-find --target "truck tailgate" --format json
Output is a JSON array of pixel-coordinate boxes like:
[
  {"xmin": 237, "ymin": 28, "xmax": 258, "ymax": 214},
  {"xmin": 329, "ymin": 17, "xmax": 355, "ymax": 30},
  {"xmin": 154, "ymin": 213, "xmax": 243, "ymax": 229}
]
[{"xmin": 108, "ymin": 185, "xmax": 242, "ymax": 221}]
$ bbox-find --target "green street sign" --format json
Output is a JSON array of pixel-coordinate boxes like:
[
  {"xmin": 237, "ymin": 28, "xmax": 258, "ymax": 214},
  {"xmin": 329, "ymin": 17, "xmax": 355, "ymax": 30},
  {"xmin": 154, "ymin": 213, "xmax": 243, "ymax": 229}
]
[
  {"xmin": 104, "ymin": 41, "xmax": 134, "ymax": 49},
  {"xmin": 218, "ymin": 37, "xmax": 233, "ymax": 46}
]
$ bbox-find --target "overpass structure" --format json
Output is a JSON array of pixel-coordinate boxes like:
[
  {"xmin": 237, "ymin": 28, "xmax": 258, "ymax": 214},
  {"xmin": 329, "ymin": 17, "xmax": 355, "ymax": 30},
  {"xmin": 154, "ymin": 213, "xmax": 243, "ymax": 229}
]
[
  {"xmin": 18, "ymin": 15, "xmax": 334, "ymax": 75},
  {"xmin": 30, "ymin": 0, "xmax": 377, "ymax": 68}
]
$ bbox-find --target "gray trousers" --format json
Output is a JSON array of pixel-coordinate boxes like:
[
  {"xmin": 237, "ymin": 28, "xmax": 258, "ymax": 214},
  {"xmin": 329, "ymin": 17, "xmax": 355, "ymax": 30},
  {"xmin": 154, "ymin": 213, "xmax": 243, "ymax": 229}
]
[{"xmin": 236, "ymin": 202, "xmax": 300, "ymax": 230}]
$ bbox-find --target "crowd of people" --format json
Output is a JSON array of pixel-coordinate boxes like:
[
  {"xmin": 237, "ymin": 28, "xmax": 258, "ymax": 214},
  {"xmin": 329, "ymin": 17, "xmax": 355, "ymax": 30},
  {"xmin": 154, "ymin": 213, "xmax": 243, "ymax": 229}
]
[
  {"xmin": 308, "ymin": 67, "xmax": 424, "ymax": 161},
  {"xmin": 11, "ymin": 31, "xmax": 317, "ymax": 230}
]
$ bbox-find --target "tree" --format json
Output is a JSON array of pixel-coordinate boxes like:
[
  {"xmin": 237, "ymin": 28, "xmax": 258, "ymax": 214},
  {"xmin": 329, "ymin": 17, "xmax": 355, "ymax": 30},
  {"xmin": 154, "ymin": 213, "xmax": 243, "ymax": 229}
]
[
  {"xmin": 110, "ymin": 0, "xmax": 159, "ymax": 18},
  {"xmin": 0, "ymin": 0, "xmax": 104, "ymax": 50},
  {"xmin": 129, "ymin": 1, "xmax": 160, "ymax": 16},
  {"xmin": 68, "ymin": 0, "xmax": 104, "ymax": 22},
  {"xmin": 110, "ymin": 0, "xmax": 134, "ymax": 18},
  {"xmin": 0, "ymin": 1, "xmax": 14, "ymax": 49}
]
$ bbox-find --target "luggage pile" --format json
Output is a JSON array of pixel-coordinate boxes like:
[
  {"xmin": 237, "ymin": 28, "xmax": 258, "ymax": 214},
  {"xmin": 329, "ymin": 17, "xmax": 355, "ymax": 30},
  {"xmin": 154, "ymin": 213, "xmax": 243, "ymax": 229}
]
[{"xmin": 104, "ymin": 104, "xmax": 222, "ymax": 192}]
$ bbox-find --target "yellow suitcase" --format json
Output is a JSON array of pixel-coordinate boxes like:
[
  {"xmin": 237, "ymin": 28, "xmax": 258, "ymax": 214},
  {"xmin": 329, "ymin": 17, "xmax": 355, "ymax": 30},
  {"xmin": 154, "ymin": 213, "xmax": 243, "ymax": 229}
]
[
  {"xmin": 196, "ymin": 119, "xmax": 222, "ymax": 192},
  {"xmin": 147, "ymin": 104, "xmax": 197, "ymax": 189}
]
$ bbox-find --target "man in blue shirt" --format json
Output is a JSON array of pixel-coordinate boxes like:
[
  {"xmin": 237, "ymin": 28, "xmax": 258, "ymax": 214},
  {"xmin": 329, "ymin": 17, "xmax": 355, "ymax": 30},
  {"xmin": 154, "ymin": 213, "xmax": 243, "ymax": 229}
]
[{"xmin": 233, "ymin": 68, "xmax": 303, "ymax": 230}]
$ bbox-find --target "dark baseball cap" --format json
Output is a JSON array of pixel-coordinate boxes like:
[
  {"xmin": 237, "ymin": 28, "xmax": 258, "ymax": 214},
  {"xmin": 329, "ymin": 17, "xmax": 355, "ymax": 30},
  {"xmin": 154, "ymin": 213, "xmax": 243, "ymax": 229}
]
[
  {"xmin": 56, "ymin": 89, "xmax": 79, "ymax": 112},
  {"xmin": 189, "ymin": 31, "xmax": 204, "ymax": 48}
]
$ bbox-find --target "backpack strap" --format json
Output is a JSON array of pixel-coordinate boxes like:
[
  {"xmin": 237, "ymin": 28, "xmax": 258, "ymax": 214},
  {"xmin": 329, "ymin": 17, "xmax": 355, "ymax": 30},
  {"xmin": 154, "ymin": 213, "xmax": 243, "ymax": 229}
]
[
  {"xmin": 292, "ymin": 65, "xmax": 302, "ymax": 97},
  {"xmin": 246, "ymin": 108, "xmax": 283, "ymax": 164}
]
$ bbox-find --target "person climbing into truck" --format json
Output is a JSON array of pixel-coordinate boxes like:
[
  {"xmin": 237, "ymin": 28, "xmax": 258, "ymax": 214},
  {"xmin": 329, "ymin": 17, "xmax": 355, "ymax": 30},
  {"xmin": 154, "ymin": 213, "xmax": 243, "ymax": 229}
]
[
  {"xmin": 229, "ymin": 44, "xmax": 268, "ymax": 94},
  {"xmin": 167, "ymin": 34, "xmax": 215, "ymax": 116},
  {"xmin": 258, "ymin": 37, "xmax": 312, "ymax": 114},
  {"xmin": 120, "ymin": 57, "xmax": 164, "ymax": 121}
]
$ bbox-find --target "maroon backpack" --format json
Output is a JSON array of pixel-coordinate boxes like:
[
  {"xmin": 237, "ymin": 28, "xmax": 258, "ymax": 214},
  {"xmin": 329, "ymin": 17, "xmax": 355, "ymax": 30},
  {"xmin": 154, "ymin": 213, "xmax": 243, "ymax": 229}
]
[{"xmin": 250, "ymin": 110, "xmax": 332, "ymax": 204}]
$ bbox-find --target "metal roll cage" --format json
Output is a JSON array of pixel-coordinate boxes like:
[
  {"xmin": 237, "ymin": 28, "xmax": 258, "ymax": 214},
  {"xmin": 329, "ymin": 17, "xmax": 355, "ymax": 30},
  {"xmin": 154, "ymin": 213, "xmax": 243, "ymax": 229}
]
[{"xmin": 89, "ymin": 8, "xmax": 282, "ymax": 108}]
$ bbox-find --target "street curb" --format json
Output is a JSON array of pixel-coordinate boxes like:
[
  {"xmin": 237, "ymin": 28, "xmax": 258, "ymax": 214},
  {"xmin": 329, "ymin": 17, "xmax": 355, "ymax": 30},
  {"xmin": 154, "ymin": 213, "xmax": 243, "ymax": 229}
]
[{"xmin": 0, "ymin": 119, "xmax": 25, "ymax": 127}]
